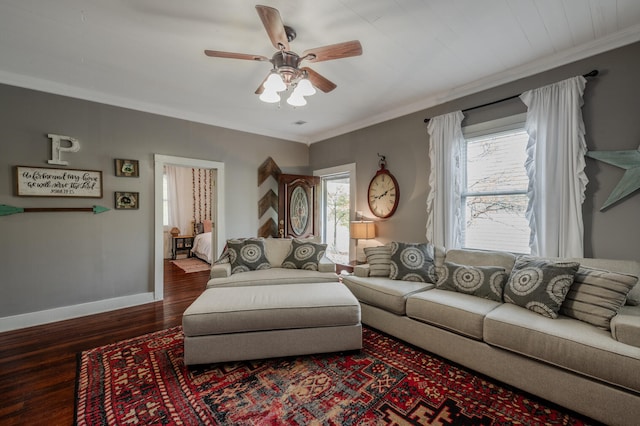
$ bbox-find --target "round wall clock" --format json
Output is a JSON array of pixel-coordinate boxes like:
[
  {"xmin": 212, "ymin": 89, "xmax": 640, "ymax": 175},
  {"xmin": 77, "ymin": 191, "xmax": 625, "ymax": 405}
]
[{"xmin": 367, "ymin": 158, "xmax": 399, "ymax": 218}]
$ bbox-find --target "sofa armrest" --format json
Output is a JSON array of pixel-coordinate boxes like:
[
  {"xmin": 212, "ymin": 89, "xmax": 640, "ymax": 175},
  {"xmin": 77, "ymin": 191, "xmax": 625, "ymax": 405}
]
[
  {"xmin": 318, "ymin": 256, "xmax": 336, "ymax": 273},
  {"xmin": 210, "ymin": 263, "xmax": 231, "ymax": 279},
  {"xmin": 611, "ymin": 305, "xmax": 640, "ymax": 348},
  {"xmin": 354, "ymin": 264, "xmax": 370, "ymax": 277}
]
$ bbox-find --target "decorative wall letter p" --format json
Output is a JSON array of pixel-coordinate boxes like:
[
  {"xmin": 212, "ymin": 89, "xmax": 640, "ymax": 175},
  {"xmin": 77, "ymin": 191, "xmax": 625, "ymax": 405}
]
[{"xmin": 48, "ymin": 134, "xmax": 80, "ymax": 166}]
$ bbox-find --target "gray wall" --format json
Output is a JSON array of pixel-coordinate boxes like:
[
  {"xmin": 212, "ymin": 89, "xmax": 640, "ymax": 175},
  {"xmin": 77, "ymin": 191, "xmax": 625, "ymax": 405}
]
[
  {"xmin": 3, "ymin": 41, "xmax": 639, "ymax": 323},
  {"xmin": 0, "ymin": 84, "xmax": 308, "ymax": 318},
  {"xmin": 310, "ymin": 41, "xmax": 640, "ymax": 261}
]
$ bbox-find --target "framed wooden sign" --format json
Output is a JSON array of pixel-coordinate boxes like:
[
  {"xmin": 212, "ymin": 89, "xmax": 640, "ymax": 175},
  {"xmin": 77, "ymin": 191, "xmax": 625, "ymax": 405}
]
[{"xmin": 15, "ymin": 166, "xmax": 103, "ymax": 198}]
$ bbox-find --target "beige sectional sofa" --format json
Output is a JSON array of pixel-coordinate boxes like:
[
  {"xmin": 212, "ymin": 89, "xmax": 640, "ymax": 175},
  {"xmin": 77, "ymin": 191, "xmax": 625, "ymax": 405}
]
[{"xmin": 342, "ymin": 246, "xmax": 640, "ymax": 426}]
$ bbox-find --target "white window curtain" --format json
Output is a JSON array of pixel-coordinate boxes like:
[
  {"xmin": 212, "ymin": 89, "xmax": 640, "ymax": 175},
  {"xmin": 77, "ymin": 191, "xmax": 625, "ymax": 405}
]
[
  {"xmin": 426, "ymin": 110, "xmax": 465, "ymax": 248},
  {"xmin": 520, "ymin": 76, "xmax": 588, "ymax": 258},
  {"xmin": 165, "ymin": 165, "xmax": 194, "ymax": 237}
]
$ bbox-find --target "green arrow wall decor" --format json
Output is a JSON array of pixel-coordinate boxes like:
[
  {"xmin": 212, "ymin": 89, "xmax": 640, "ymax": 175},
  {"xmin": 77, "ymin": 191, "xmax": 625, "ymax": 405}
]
[{"xmin": 0, "ymin": 204, "xmax": 110, "ymax": 216}]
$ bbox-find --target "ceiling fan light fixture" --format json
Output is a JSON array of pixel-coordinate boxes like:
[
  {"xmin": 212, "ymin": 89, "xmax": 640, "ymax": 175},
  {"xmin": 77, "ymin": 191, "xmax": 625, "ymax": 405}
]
[
  {"xmin": 264, "ymin": 72, "xmax": 286, "ymax": 92},
  {"xmin": 259, "ymin": 89, "xmax": 280, "ymax": 103},
  {"xmin": 295, "ymin": 78, "xmax": 316, "ymax": 96},
  {"xmin": 286, "ymin": 93, "xmax": 307, "ymax": 107}
]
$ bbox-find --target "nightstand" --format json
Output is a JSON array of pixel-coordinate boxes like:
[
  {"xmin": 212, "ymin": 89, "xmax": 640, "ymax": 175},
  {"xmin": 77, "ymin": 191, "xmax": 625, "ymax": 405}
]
[{"xmin": 172, "ymin": 235, "xmax": 194, "ymax": 260}]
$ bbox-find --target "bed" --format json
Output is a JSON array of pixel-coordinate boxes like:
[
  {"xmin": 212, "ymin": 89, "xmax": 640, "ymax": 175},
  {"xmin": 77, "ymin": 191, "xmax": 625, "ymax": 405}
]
[{"xmin": 191, "ymin": 220, "xmax": 213, "ymax": 263}]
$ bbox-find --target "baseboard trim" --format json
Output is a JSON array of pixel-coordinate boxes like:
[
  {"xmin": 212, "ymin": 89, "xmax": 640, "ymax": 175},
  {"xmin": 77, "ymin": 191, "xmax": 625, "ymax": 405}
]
[{"xmin": 0, "ymin": 292, "xmax": 156, "ymax": 333}]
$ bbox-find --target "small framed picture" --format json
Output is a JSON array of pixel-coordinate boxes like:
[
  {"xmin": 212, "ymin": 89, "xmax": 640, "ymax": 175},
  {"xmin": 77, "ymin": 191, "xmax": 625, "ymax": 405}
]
[
  {"xmin": 115, "ymin": 159, "xmax": 139, "ymax": 177},
  {"xmin": 114, "ymin": 191, "xmax": 139, "ymax": 210}
]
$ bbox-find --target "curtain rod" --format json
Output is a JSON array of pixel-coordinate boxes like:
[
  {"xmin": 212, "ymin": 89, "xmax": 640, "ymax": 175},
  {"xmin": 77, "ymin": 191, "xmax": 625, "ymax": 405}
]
[{"xmin": 423, "ymin": 69, "xmax": 599, "ymax": 123}]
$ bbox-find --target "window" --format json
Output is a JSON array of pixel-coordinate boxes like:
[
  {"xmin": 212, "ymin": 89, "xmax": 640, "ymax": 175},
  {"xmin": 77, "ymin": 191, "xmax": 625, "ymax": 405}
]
[
  {"xmin": 461, "ymin": 115, "xmax": 530, "ymax": 254},
  {"xmin": 314, "ymin": 164, "xmax": 356, "ymax": 265}
]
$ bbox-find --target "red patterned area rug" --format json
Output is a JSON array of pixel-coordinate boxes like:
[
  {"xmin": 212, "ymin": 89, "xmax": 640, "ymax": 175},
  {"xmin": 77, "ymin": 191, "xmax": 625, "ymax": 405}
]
[{"xmin": 75, "ymin": 326, "xmax": 594, "ymax": 425}]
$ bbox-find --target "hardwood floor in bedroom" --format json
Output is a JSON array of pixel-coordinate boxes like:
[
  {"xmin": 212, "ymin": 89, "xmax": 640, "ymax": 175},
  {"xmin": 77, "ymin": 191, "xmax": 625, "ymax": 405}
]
[{"xmin": 0, "ymin": 260, "xmax": 209, "ymax": 426}]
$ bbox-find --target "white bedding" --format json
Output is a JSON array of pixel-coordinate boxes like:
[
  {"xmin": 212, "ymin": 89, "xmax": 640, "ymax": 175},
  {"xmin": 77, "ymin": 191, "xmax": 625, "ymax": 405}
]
[{"xmin": 191, "ymin": 232, "xmax": 212, "ymax": 263}]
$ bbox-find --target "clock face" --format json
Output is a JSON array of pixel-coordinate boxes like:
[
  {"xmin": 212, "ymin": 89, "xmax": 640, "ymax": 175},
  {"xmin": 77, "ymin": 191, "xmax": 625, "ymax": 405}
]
[{"xmin": 368, "ymin": 171, "xmax": 399, "ymax": 218}]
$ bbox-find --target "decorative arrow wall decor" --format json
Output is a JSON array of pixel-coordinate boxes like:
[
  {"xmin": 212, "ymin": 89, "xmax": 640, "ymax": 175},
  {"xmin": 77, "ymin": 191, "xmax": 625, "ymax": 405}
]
[
  {"xmin": 586, "ymin": 144, "xmax": 640, "ymax": 210},
  {"xmin": 0, "ymin": 204, "xmax": 109, "ymax": 216}
]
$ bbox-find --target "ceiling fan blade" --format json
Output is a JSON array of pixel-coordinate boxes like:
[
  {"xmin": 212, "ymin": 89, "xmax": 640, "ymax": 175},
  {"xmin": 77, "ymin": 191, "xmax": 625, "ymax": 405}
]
[
  {"xmin": 204, "ymin": 50, "xmax": 270, "ymax": 62},
  {"xmin": 302, "ymin": 40, "xmax": 362, "ymax": 63},
  {"xmin": 255, "ymin": 5, "xmax": 290, "ymax": 51},
  {"xmin": 301, "ymin": 67, "xmax": 337, "ymax": 93},
  {"xmin": 255, "ymin": 74, "xmax": 269, "ymax": 94}
]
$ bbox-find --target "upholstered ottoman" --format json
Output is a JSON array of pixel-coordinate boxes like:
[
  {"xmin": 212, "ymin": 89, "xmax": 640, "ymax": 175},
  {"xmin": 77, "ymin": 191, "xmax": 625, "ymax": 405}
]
[{"xmin": 182, "ymin": 282, "xmax": 362, "ymax": 365}]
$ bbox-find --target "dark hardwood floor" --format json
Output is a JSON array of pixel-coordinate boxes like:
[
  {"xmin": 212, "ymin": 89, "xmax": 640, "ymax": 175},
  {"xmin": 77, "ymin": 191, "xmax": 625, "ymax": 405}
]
[{"xmin": 0, "ymin": 260, "xmax": 209, "ymax": 426}]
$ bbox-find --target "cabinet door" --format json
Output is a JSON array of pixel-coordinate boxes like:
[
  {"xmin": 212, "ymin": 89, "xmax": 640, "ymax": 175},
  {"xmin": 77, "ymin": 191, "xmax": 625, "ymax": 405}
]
[{"xmin": 278, "ymin": 174, "xmax": 320, "ymax": 239}]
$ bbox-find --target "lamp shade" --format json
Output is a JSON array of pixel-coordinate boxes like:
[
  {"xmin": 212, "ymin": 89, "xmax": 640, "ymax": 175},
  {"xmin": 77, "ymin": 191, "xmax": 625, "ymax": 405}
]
[
  {"xmin": 350, "ymin": 221, "xmax": 376, "ymax": 239},
  {"xmin": 286, "ymin": 93, "xmax": 307, "ymax": 107},
  {"xmin": 263, "ymin": 73, "xmax": 286, "ymax": 92},
  {"xmin": 259, "ymin": 89, "xmax": 281, "ymax": 103}
]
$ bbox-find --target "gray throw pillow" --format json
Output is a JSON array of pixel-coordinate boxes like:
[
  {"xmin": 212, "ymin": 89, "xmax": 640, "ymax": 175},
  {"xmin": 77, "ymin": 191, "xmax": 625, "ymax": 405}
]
[
  {"xmin": 560, "ymin": 267, "xmax": 637, "ymax": 330},
  {"xmin": 389, "ymin": 242, "xmax": 437, "ymax": 283},
  {"xmin": 364, "ymin": 245, "xmax": 392, "ymax": 277},
  {"xmin": 213, "ymin": 237, "xmax": 247, "ymax": 265},
  {"xmin": 504, "ymin": 257, "xmax": 580, "ymax": 319},
  {"xmin": 213, "ymin": 246, "xmax": 231, "ymax": 265},
  {"xmin": 227, "ymin": 238, "xmax": 271, "ymax": 274},
  {"xmin": 281, "ymin": 239, "xmax": 327, "ymax": 271},
  {"xmin": 437, "ymin": 262, "xmax": 508, "ymax": 302}
]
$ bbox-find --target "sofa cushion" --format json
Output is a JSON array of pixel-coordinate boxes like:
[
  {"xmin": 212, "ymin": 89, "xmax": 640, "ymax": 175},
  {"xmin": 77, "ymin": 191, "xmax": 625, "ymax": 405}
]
[
  {"xmin": 406, "ymin": 289, "xmax": 502, "ymax": 340},
  {"xmin": 503, "ymin": 257, "xmax": 579, "ymax": 319},
  {"xmin": 443, "ymin": 248, "xmax": 516, "ymax": 274},
  {"xmin": 282, "ymin": 239, "xmax": 327, "ymax": 271},
  {"xmin": 342, "ymin": 275, "xmax": 434, "ymax": 315},
  {"xmin": 560, "ymin": 266, "xmax": 637, "ymax": 330},
  {"xmin": 227, "ymin": 238, "xmax": 271, "ymax": 274},
  {"xmin": 263, "ymin": 238, "xmax": 293, "ymax": 267},
  {"xmin": 364, "ymin": 245, "xmax": 392, "ymax": 277},
  {"xmin": 611, "ymin": 305, "xmax": 640, "ymax": 348},
  {"xmin": 389, "ymin": 242, "xmax": 437, "ymax": 283},
  {"xmin": 206, "ymin": 268, "xmax": 338, "ymax": 288},
  {"xmin": 484, "ymin": 303, "xmax": 640, "ymax": 393},
  {"xmin": 437, "ymin": 262, "xmax": 508, "ymax": 302}
]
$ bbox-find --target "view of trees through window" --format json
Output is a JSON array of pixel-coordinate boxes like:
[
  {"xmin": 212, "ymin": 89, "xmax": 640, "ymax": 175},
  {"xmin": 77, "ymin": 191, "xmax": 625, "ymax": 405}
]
[
  {"xmin": 462, "ymin": 129, "xmax": 531, "ymax": 254},
  {"xmin": 322, "ymin": 175, "xmax": 350, "ymax": 264}
]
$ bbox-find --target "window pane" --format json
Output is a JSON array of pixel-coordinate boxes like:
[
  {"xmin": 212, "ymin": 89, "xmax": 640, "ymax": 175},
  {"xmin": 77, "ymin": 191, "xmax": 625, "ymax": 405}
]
[
  {"xmin": 463, "ymin": 194, "xmax": 530, "ymax": 254},
  {"xmin": 466, "ymin": 131, "xmax": 528, "ymax": 193},
  {"xmin": 462, "ymin": 125, "xmax": 531, "ymax": 254},
  {"xmin": 323, "ymin": 176, "xmax": 350, "ymax": 264}
]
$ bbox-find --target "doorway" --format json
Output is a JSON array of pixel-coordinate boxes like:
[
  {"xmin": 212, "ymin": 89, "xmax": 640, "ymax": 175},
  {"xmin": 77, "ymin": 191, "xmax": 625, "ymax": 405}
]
[{"xmin": 154, "ymin": 154, "xmax": 225, "ymax": 300}]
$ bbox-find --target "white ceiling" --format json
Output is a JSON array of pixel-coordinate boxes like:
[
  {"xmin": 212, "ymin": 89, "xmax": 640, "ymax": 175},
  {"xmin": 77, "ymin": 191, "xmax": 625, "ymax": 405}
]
[{"xmin": 1, "ymin": 1, "xmax": 639, "ymax": 144}]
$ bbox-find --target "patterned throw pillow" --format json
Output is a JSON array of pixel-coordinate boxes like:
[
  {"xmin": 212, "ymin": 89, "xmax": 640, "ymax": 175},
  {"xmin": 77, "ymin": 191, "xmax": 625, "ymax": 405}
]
[
  {"xmin": 213, "ymin": 245, "xmax": 231, "ymax": 265},
  {"xmin": 437, "ymin": 262, "xmax": 508, "ymax": 302},
  {"xmin": 281, "ymin": 239, "xmax": 327, "ymax": 271},
  {"xmin": 364, "ymin": 245, "xmax": 392, "ymax": 277},
  {"xmin": 213, "ymin": 237, "xmax": 248, "ymax": 265},
  {"xmin": 226, "ymin": 239, "xmax": 271, "ymax": 274},
  {"xmin": 560, "ymin": 267, "xmax": 637, "ymax": 330},
  {"xmin": 389, "ymin": 242, "xmax": 437, "ymax": 283},
  {"xmin": 504, "ymin": 257, "xmax": 580, "ymax": 319}
]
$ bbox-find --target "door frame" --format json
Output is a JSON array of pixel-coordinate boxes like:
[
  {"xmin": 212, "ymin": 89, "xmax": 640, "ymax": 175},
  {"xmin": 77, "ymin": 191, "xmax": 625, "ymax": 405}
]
[
  {"xmin": 314, "ymin": 163, "xmax": 357, "ymax": 259},
  {"xmin": 154, "ymin": 154, "xmax": 225, "ymax": 300}
]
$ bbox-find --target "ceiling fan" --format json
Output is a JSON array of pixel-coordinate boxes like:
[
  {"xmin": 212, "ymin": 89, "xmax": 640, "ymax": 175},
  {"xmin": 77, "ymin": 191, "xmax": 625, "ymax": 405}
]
[{"xmin": 204, "ymin": 5, "xmax": 363, "ymax": 106}]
